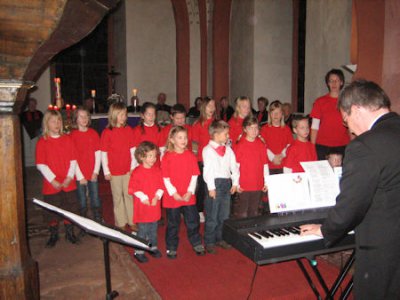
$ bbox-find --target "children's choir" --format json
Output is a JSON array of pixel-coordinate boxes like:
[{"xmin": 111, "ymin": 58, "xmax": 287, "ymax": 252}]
[{"xmin": 36, "ymin": 88, "xmax": 348, "ymax": 261}]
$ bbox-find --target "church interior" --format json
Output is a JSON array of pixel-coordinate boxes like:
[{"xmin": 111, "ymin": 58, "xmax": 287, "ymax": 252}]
[{"xmin": 1, "ymin": 0, "xmax": 400, "ymax": 299}]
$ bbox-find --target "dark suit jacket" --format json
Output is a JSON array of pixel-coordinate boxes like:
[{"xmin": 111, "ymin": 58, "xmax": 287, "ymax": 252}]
[{"xmin": 321, "ymin": 112, "xmax": 400, "ymax": 299}]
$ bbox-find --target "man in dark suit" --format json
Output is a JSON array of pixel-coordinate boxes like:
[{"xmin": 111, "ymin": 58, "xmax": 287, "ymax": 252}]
[{"xmin": 300, "ymin": 80, "xmax": 400, "ymax": 299}]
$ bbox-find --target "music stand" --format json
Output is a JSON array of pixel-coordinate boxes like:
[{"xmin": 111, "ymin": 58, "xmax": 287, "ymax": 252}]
[{"xmin": 33, "ymin": 198, "xmax": 151, "ymax": 300}]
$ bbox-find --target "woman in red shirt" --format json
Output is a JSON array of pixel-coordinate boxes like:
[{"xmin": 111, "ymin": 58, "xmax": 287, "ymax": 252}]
[{"xmin": 310, "ymin": 69, "xmax": 350, "ymax": 160}]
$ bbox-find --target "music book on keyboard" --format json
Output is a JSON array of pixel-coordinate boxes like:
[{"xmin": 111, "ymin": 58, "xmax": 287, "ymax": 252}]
[{"xmin": 266, "ymin": 160, "xmax": 340, "ymax": 214}]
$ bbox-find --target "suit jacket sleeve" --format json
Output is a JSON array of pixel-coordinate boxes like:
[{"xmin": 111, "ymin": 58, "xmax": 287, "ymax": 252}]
[{"xmin": 321, "ymin": 139, "xmax": 380, "ymax": 247}]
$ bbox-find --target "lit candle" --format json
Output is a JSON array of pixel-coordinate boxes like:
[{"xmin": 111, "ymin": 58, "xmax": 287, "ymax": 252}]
[
  {"xmin": 54, "ymin": 106, "xmax": 59, "ymax": 111},
  {"xmin": 91, "ymin": 89, "xmax": 96, "ymax": 98},
  {"xmin": 72, "ymin": 105, "xmax": 77, "ymax": 110},
  {"xmin": 48, "ymin": 104, "xmax": 53, "ymax": 110},
  {"xmin": 132, "ymin": 88, "xmax": 137, "ymax": 97},
  {"xmin": 66, "ymin": 104, "xmax": 71, "ymax": 110}
]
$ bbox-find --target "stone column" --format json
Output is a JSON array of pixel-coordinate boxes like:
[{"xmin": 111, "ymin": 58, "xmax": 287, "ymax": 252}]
[{"xmin": 0, "ymin": 80, "xmax": 39, "ymax": 299}]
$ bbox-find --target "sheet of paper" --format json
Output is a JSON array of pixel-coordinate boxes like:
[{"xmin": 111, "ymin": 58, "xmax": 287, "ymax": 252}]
[
  {"xmin": 33, "ymin": 198, "xmax": 150, "ymax": 250},
  {"xmin": 266, "ymin": 173, "xmax": 311, "ymax": 213},
  {"xmin": 300, "ymin": 160, "xmax": 340, "ymax": 207}
]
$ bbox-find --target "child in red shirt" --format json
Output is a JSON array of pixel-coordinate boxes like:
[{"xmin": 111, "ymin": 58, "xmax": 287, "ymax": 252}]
[
  {"xmin": 192, "ymin": 97, "xmax": 216, "ymax": 216},
  {"xmin": 36, "ymin": 109, "xmax": 80, "ymax": 247},
  {"xmin": 160, "ymin": 104, "xmax": 193, "ymax": 151},
  {"xmin": 132, "ymin": 102, "xmax": 163, "ymax": 165},
  {"xmin": 260, "ymin": 100, "xmax": 293, "ymax": 174},
  {"xmin": 228, "ymin": 96, "xmax": 252, "ymax": 145},
  {"xmin": 161, "ymin": 126, "xmax": 205, "ymax": 259},
  {"xmin": 283, "ymin": 115, "xmax": 317, "ymax": 173},
  {"xmin": 129, "ymin": 141, "xmax": 164, "ymax": 263},
  {"xmin": 71, "ymin": 107, "xmax": 102, "ymax": 222},
  {"xmin": 100, "ymin": 102, "xmax": 136, "ymax": 231},
  {"xmin": 233, "ymin": 116, "xmax": 269, "ymax": 218}
]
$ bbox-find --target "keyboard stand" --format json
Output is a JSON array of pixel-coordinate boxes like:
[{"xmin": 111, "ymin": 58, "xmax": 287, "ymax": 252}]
[{"xmin": 296, "ymin": 250, "xmax": 355, "ymax": 300}]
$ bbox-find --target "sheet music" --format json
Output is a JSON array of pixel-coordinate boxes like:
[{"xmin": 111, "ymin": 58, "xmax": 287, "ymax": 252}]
[
  {"xmin": 266, "ymin": 173, "xmax": 311, "ymax": 213},
  {"xmin": 33, "ymin": 198, "xmax": 150, "ymax": 250},
  {"xmin": 266, "ymin": 161, "xmax": 340, "ymax": 213},
  {"xmin": 300, "ymin": 161, "xmax": 339, "ymax": 207}
]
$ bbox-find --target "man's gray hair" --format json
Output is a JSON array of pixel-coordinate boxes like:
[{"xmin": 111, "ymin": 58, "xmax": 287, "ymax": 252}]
[{"xmin": 338, "ymin": 79, "xmax": 391, "ymax": 114}]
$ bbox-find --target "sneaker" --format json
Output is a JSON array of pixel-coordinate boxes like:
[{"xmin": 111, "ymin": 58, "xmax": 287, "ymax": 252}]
[
  {"xmin": 216, "ymin": 240, "xmax": 232, "ymax": 249},
  {"xmin": 134, "ymin": 253, "xmax": 148, "ymax": 263},
  {"xmin": 206, "ymin": 245, "xmax": 217, "ymax": 254},
  {"xmin": 199, "ymin": 212, "xmax": 205, "ymax": 223},
  {"xmin": 149, "ymin": 249, "xmax": 162, "ymax": 258},
  {"xmin": 166, "ymin": 249, "xmax": 177, "ymax": 259},
  {"xmin": 193, "ymin": 244, "xmax": 206, "ymax": 256}
]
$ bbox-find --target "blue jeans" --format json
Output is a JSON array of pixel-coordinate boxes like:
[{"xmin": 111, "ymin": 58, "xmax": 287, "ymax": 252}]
[
  {"xmin": 76, "ymin": 180, "xmax": 102, "ymax": 218},
  {"xmin": 136, "ymin": 222, "xmax": 158, "ymax": 254},
  {"xmin": 166, "ymin": 205, "xmax": 202, "ymax": 251},
  {"xmin": 204, "ymin": 178, "xmax": 231, "ymax": 246}
]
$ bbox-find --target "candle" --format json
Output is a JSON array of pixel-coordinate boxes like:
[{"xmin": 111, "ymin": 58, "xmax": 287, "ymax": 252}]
[
  {"xmin": 132, "ymin": 88, "xmax": 137, "ymax": 97},
  {"xmin": 91, "ymin": 89, "xmax": 96, "ymax": 98},
  {"xmin": 48, "ymin": 104, "xmax": 53, "ymax": 110},
  {"xmin": 54, "ymin": 105, "xmax": 59, "ymax": 111},
  {"xmin": 72, "ymin": 105, "xmax": 77, "ymax": 110},
  {"xmin": 66, "ymin": 104, "xmax": 71, "ymax": 110}
]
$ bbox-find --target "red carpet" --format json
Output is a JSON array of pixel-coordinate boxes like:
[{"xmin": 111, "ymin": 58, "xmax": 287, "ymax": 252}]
[{"xmin": 99, "ymin": 176, "xmax": 352, "ymax": 299}]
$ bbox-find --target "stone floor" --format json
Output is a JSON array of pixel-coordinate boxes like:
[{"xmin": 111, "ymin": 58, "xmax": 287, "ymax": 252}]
[{"xmin": 25, "ymin": 167, "xmax": 160, "ymax": 299}]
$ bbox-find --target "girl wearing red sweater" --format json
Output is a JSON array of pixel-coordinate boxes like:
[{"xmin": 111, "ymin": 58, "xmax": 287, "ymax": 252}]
[
  {"xmin": 228, "ymin": 96, "xmax": 252, "ymax": 145},
  {"xmin": 192, "ymin": 98, "xmax": 216, "ymax": 215},
  {"xmin": 260, "ymin": 100, "xmax": 293, "ymax": 174},
  {"xmin": 71, "ymin": 107, "xmax": 102, "ymax": 222},
  {"xmin": 132, "ymin": 102, "xmax": 163, "ymax": 167},
  {"xmin": 162, "ymin": 126, "xmax": 205, "ymax": 259},
  {"xmin": 100, "ymin": 102, "xmax": 136, "ymax": 231},
  {"xmin": 234, "ymin": 116, "xmax": 269, "ymax": 218},
  {"xmin": 128, "ymin": 141, "xmax": 164, "ymax": 263},
  {"xmin": 36, "ymin": 109, "xmax": 80, "ymax": 247}
]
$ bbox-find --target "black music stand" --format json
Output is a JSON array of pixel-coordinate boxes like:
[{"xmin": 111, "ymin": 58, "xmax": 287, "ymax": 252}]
[{"xmin": 33, "ymin": 198, "xmax": 151, "ymax": 300}]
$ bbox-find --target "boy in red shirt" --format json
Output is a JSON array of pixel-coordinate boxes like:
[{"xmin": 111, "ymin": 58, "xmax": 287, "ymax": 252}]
[
  {"xmin": 128, "ymin": 141, "xmax": 164, "ymax": 263},
  {"xmin": 284, "ymin": 115, "xmax": 317, "ymax": 173}
]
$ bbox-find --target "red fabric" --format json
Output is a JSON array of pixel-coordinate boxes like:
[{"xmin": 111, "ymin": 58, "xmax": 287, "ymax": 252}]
[
  {"xmin": 228, "ymin": 116, "xmax": 244, "ymax": 144},
  {"xmin": 100, "ymin": 126, "xmax": 134, "ymax": 175},
  {"xmin": 128, "ymin": 165, "xmax": 163, "ymax": 223},
  {"xmin": 192, "ymin": 118, "xmax": 213, "ymax": 161},
  {"xmin": 310, "ymin": 94, "xmax": 350, "ymax": 147},
  {"xmin": 214, "ymin": 145, "xmax": 226, "ymax": 157},
  {"xmin": 160, "ymin": 124, "xmax": 193, "ymax": 151},
  {"xmin": 284, "ymin": 140, "xmax": 318, "ymax": 172},
  {"xmin": 260, "ymin": 124, "xmax": 294, "ymax": 169},
  {"xmin": 132, "ymin": 124, "xmax": 162, "ymax": 147},
  {"xmin": 36, "ymin": 135, "xmax": 77, "ymax": 195},
  {"xmin": 234, "ymin": 138, "xmax": 268, "ymax": 191},
  {"xmin": 70, "ymin": 128, "xmax": 100, "ymax": 179},
  {"xmin": 161, "ymin": 150, "xmax": 200, "ymax": 207}
]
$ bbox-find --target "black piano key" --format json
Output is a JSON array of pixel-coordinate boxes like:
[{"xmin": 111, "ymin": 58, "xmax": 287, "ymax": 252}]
[
  {"xmin": 259, "ymin": 231, "xmax": 273, "ymax": 238},
  {"xmin": 285, "ymin": 227, "xmax": 300, "ymax": 234},
  {"xmin": 249, "ymin": 232, "xmax": 262, "ymax": 239},
  {"xmin": 269, "ymin": 229, "xmax": 282, "ymax": 237}
]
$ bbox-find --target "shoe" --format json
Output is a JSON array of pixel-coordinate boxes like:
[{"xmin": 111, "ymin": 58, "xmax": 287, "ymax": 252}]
[
  {"xmin": 134, "ymin": 253, "xmax": 148, "ymax": 263},
  {"xmin": 166, "ymin": 249, "xmax": 177, "ymax": 259},
  {"xmin": 216, "ymin": 240, "xmax": 232, "ymax": 249},
  {"xmin": 65, "ymin": 224, "xmax": 80, "ymax": 244},
  {"xmin": 45, "ymin": 226, "xmax": 59, "ymax": 248},
  {"xmin": 206, "ymin": 245, "xmax": 217, "ymax": 254},
  {"xmin": 199, "ymin": 212, "xmax": 205, "ymax": 223},
  {"xmin": 193, "ymin": 244, "xmax": 206, "ymax": 256},
  {"xmin": 128, "ymin": 224, "xmax": 138, "ymax": 232},
  {"xmin": 149, "ymin": 249, "xmax": 162, "ymax": 258}
]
